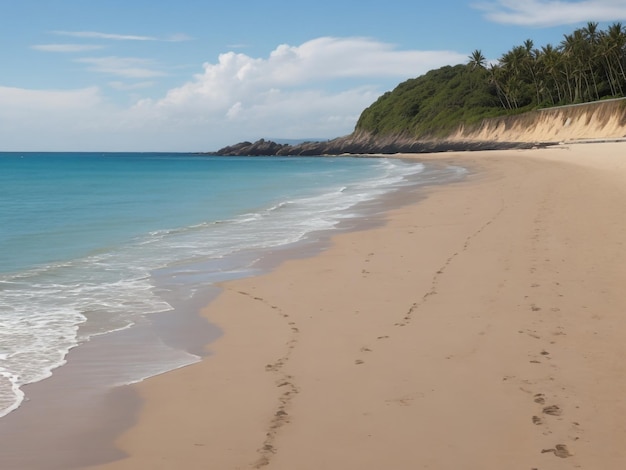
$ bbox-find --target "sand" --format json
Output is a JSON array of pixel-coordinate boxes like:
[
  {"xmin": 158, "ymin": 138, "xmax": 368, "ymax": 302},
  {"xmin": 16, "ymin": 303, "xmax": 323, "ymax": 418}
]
[{"xmin": 91, "ymin": 142, "xmax": 626, "ymax": 470}]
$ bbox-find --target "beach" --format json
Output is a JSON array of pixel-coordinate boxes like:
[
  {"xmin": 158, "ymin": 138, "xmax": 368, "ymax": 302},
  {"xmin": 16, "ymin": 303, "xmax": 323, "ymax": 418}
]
[{"xmin": 82, "ymin": 142, "xmax": 626, "ymax": 469}]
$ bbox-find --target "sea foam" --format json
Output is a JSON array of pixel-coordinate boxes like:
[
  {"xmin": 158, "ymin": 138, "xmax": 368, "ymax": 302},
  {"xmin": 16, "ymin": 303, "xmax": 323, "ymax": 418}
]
[{"xmin": 0, "ymin": 153, "xmax": 465, "ymax": 417}]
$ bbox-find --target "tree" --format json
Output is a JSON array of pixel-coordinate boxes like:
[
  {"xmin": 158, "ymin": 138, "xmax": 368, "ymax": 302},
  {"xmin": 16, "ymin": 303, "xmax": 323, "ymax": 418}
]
[
  {"xmin": 599, "ymin": 25, "xmax": 624, "ymax": 95},
  {"xmin": 539, "ymin": 44, "xmax": 564, "ymax": 104},
  {"xmin": 468, "ymin": 49, "xmax": 487, "ymax": 70}
]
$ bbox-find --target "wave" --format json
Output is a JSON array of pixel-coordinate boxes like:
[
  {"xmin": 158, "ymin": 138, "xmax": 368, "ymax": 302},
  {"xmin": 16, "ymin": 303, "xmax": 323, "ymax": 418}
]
[{"xmin": 0, "ymin": 157, "xmax": 463, "ymax": 418}]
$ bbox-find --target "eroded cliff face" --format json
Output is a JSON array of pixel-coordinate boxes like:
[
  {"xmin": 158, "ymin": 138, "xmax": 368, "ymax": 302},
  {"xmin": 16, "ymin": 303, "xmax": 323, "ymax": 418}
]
[
  {"xmin": 212, "ymin": 99, "xmax": 626, "ymax": 156},
  {"xmin": 450, "ymin": 98, "xmax": 626, "ymax": 143}
]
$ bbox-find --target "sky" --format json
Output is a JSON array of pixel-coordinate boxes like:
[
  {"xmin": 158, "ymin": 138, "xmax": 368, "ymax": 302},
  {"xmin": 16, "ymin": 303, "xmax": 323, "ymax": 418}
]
[{"xmin": 3, "ymin": 0, "xmax": 626, "ymax": 152}]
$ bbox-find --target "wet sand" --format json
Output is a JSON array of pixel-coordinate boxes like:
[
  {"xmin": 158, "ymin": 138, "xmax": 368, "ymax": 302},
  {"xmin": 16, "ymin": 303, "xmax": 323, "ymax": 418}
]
[{"xmin": 82, "ymin": 142, "xmax": 626, "ymax": 469}]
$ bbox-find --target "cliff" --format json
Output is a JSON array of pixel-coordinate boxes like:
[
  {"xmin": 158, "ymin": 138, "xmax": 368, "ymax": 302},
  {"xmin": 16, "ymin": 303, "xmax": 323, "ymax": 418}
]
[{"xmin": 450, "ymin": 98, "xmax": 626, "ymax": 144}]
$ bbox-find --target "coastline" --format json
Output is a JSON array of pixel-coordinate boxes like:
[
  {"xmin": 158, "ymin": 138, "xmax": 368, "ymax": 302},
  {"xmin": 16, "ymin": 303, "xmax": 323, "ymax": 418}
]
[
  {"xmin": 0, "ymin": 155, "xmax": 462, "ymax": 470},
  {"xmin": 91, "ymin": 142, "xmax": 626, "ymax": 469},
  {"xmin": 12, "ymin": 142, "xmax": 626, "ymax": 469}
]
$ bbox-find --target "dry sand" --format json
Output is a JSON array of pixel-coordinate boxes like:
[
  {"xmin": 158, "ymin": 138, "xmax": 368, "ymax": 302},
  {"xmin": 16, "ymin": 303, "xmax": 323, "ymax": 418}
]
[{"xmin": 91, "ymin": 142, "xmax": 626, "ymax": 470}]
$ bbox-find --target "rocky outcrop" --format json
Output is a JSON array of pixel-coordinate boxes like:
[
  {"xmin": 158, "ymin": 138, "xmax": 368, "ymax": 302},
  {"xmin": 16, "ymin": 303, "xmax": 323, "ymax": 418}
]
[
  {"xmin": 210, "ymin": 133, "xmax": 540, "ymax": 157},
  {"xmin": 212, "ymin": 139, "xmax": 289, "ymax": 156},
  {"xmin": 209, "ymin": 98, "xmax": 626, "ymax": 156}
]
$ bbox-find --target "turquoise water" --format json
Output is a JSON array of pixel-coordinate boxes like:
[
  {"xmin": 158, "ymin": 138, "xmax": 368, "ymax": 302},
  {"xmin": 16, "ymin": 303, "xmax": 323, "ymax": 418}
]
[{"xmin": 0, "ymin": 152, "xmax": 465, "ymax": 417}]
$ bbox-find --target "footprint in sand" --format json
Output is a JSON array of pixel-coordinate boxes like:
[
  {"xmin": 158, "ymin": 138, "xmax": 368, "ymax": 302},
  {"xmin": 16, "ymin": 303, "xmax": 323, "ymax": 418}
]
[
  {"xmin": 541, "ymin": 444, "xmax": 572, "ymax": 458},
  {"xmin": 543, "ymin": 405, "xmax": 562, "ymax": 416},
  {"xmin": 554, "ymin": 444, "xmax": 572, "ymax": 458}
]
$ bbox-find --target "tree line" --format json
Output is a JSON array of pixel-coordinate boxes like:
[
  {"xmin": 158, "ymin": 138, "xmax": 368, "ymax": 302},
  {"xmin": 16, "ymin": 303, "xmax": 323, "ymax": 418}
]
[
  {"xmin": 469, "ymin": 22, "xmax": 626, "ymax": 110},
  {"xmin": 356, "ymin": 22, "xmax": 626, "ymax": 138}
]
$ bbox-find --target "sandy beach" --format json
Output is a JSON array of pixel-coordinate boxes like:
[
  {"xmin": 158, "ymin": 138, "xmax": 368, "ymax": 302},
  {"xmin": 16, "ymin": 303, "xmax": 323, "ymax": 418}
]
[{"xmin": 90, "ymin": 142, "xmax": 626, "ymax": 470}]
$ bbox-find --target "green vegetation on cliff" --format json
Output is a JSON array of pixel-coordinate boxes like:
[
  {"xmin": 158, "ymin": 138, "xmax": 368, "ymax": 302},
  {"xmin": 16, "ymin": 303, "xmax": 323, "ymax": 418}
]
[
  {"xmin": 356, "ymin": 22, "xmax": 626, "ymax": 138},
  {"xmin": 356, "ymin": 64, "xmax": 503, "ymax": 137}
]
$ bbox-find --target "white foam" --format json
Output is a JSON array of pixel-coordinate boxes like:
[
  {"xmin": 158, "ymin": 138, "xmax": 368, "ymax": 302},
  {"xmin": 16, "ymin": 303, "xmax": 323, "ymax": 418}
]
[
  {"xmin": 0, "ymin": 158, "xmax": 465, "ymax": 418},
  {"xmin": 0, "ymin": 370, "xmax": 25, "ymax": 418}
]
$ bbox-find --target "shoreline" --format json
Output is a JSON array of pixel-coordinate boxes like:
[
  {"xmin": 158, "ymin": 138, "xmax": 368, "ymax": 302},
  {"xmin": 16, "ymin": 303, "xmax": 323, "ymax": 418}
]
[
  {"xmin": 5, "ymin": 142, "xmax": 626, "ymax": 469},
  {"xmin": 0, "ymin": 156, "xmax": 464, "ymax": 470},
  {"xmin": 92, "ymin": 142, "xmax": 626, "ymax": 469}
]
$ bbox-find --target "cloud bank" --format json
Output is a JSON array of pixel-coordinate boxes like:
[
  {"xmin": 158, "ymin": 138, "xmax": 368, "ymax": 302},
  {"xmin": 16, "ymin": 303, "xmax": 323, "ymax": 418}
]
[
  {"xmin": 476, "ymin": 0, "xmax": 626, "ymax": 27},
  {"xmin": 0, "ymin": 37, "xmax": 466, "ymax": 151}
]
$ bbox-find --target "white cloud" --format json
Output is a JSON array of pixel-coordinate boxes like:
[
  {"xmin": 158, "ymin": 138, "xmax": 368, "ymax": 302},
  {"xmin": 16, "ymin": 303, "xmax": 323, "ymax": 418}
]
[
  {"xmin": 0, "ymin": 86, "xmax": 110, "ymax": 150},
  {"xmin": 53, "ymin": 30, "xmax": 157, "ymax": 41},
  {"xmin": 265, "ymin": 37, "xmax": 465, "ymax": 80},
  {"xmin": 52, "ymin": 30, "xmax": 192, "ymax": 42},
  {"xmin": 475, "ymin": 0, "xmax": 626, "ymax": 26},
  {"xmin": 0, "ymin": 37, "xmax": 467, "ymax": 151},
  {"xmin": 75, "ymin": 56, "xmax": 166, "ymax": 78},
  {"xmin": 122, "ymin": 37, "xmax": 466, "ymax": 149},
  {"xmin": 31, "ymin": 44, "xmax": 105, "ymax": 53},
  {"xmin": 108, "ymin": 81, "xmax": 155, "ymax": 91},
  {"xmin": 0, "ymin": 85, "xmax": 102, "ymax": 109},
  {"xmin": 146, "ymin": 37, "xmax": 465, "ymax": 109}
]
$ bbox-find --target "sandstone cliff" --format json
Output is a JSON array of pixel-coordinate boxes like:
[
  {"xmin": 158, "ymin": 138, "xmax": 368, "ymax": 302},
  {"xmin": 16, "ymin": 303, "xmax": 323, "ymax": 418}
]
[{"xmin": 450, "ymin": 97, "xmax": 626, "ymax": 143}]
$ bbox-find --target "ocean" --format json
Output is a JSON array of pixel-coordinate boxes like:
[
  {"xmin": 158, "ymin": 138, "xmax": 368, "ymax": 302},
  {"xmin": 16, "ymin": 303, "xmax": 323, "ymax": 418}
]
[{"xmin": 0, "ymin": 152, "xmax": 466, "ymax": 419}]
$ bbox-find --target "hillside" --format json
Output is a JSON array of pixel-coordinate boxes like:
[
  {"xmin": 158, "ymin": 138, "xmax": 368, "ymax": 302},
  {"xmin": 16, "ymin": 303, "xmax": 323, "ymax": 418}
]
[{"xmin": 355, "ymin": 64, "xmax": 503, "ymax": 139}]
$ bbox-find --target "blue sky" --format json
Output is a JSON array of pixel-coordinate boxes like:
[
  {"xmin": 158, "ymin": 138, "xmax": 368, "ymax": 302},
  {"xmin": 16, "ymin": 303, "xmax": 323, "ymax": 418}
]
[{"xmin": 3, "ymin": 0, "xmax": 626, "ymax": 151}]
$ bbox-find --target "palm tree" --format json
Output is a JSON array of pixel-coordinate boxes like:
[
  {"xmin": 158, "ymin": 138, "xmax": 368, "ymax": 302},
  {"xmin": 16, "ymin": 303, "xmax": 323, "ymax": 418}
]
[
  {"xmin": 464, "ymin": 22, "xmax": 626, "ymax": 114},
  {"xmin": 581, "ymin": 22, "xmax": 601, "ymax": 99},
  {"xmin": 467, "ymin": 49, "xmax": 487, "ymax": 91},
  {"xmin": 521, "ymin": 39, "xmax": 543, "ymax": 105},
  {"xmin": 468, "ymin": 49, "xmax": 487, "ymax": 70},
  {"xmin": 539, "ymin": 44, "xmax": 564, "ymax": 104},
  {"xmin": 487, "ymin": 64, "xmax": 510, "ymax": 109},
  {"xmin": 499, "ymin": 45, "xmax": 536, "ymax": 108},
  {"xmin": 599, "ymin": 28, "xmax": 623, "ymax": 96},
  {"xmin": 561, "ymin": 32, "xmax": 587, "ymax": 101},
  {"xmin": 605, "ymin": 23, "xmax": 626, "ymax": 84}
]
